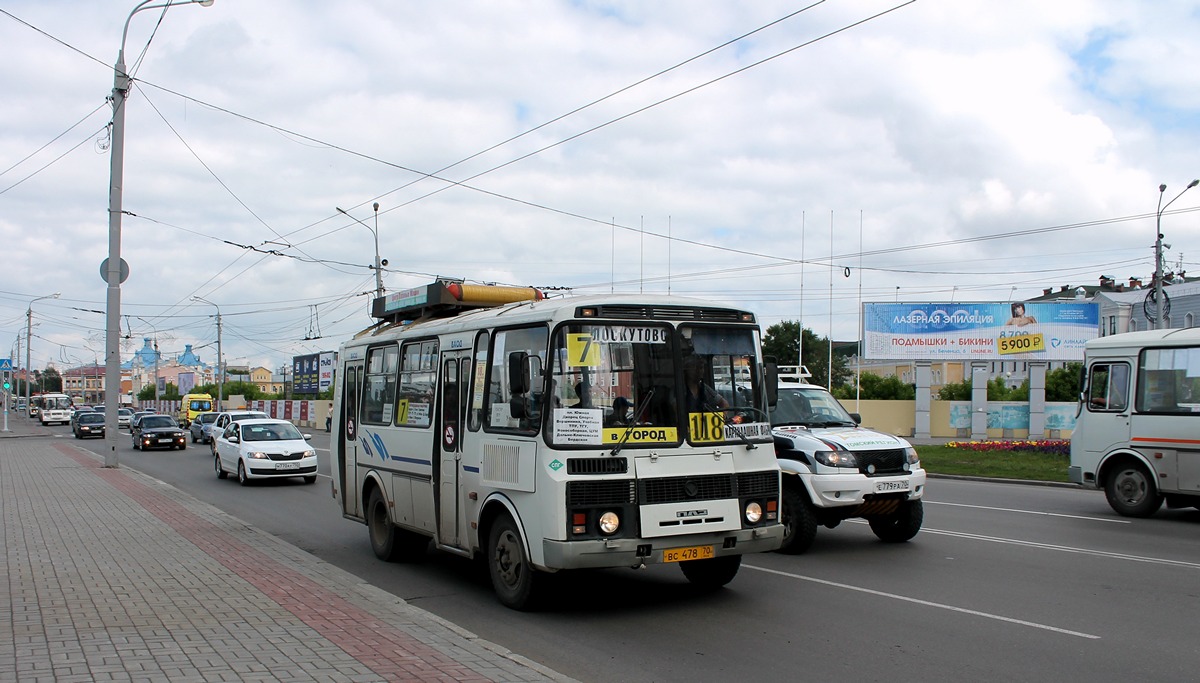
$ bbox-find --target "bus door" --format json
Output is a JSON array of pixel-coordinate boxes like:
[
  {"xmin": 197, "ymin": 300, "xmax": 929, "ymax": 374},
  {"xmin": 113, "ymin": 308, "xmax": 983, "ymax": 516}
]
[
  {"xmin": 437, "ymin": 351, "xmax": 470, "ymax": 548},
  {"xmin": 1081, "ymin": 359, "xmax": 1132, "ymax": 463},
  {"xmin": 340, "ymin": 360, "xmax": 364, "ymax": 517}
]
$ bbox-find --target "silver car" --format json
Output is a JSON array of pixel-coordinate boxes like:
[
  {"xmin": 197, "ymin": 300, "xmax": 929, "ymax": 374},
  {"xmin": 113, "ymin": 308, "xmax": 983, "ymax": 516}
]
[{"xmin": 117, "ymin": 408, "xmax": 134, "ymax": 429}]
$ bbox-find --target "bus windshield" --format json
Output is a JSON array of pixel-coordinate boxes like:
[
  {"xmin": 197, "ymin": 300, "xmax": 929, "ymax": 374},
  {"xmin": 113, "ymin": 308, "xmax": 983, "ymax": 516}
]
[{"xmin": 546, "ymin": 323, "xmax": 769, "ymax": 448}]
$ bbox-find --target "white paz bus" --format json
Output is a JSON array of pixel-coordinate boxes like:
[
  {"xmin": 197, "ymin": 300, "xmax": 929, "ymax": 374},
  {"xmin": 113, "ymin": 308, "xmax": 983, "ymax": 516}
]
[
  {"xmin": 330, "ymin": 281, "xmax": 784, "ymax": 609},
  {"xmin": 1069, "ymin": 327, "xmax": 1200, "ymax": 517}
]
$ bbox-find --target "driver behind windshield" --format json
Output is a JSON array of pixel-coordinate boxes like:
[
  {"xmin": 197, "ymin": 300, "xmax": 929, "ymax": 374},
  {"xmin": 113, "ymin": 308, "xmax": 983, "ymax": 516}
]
[{"xmin": 682, "ymin": 355, "xmax": 729, "ymax": 413}]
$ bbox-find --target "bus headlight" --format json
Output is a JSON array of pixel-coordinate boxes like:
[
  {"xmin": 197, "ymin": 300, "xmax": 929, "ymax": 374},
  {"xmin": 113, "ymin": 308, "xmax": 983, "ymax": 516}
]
[
  {"xmin": 598, "ymin": 511, "xmax": 620, "ymax": 535},
  {"xmin": 744, "ymin": 501, "xmax": 763, "ymax": 524}
]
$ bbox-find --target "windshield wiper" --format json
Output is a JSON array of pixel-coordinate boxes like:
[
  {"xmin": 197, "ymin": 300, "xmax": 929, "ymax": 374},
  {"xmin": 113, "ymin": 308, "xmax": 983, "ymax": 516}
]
[
  {"xmin": 610, "ymin": 387, "xmax": 655, "ymax": 457},
  {"xmin": 701, "ymin": 398, "xmax": 756, "ymax": 450}
]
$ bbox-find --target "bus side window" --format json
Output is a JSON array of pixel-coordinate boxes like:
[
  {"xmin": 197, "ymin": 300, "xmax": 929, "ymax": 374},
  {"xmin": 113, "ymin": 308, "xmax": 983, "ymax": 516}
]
[{"xmin": 1088, "ymin": 362, "xmax": 1128, "ymax": 412}]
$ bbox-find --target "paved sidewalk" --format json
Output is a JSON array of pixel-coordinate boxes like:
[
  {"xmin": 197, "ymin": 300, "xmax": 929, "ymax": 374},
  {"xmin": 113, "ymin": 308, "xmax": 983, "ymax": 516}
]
[{"xmin": 0, "ymin": 416, "xmax": 573, "ymax": 683}]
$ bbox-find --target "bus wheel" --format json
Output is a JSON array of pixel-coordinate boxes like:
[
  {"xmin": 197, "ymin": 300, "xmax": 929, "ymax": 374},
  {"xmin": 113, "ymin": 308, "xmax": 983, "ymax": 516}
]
[
  {"xmin": 778, "ymin": 487, "xmax": 818, "ymax": 554},
  {"xmin": 488, "ymin": 515, "xmax": 541, "ymax": 610},
  {"xmin": 680, "ymin": 554, "xmax": 741, "ymax": 589},
  {"xmin": 868, "ymin": 499, "xmax": 924, "ymax": 543},
  {"xmin": 1105, "ymin": 463, "xmax": 1163, "ymax": 517},
  {"xmin": 367, "ymin": 488, "xmax": 402, "ymax": 561}
]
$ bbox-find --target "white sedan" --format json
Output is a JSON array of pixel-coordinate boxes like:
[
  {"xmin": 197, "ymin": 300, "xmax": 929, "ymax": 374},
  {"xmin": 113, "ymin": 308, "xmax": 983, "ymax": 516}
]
[{"xmin": 213, "ymin": 418, "xmax": 317, "ymax": 486}]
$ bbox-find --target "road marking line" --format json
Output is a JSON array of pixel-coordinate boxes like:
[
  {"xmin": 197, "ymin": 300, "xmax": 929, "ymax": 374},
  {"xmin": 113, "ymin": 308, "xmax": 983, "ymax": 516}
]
[
  {"xmin": 924, "ymin": 500, "xmax": 1129, "ymax": 523},
  {"xmin": 745, "ymin": 564, "xmax": 1100, "ymax": 640},
  {"xmin": 918, "ymin": 527, "xmax": 1200, "ymax": 569}
]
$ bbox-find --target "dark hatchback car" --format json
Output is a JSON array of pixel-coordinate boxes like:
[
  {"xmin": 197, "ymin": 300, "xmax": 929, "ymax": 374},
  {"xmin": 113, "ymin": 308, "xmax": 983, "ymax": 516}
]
[
  {"xmin": 131, "ymin": 414, "xmax": 187, "ymax": 451},
  {"xmin": 73, "ymin": 411, "xmax": 106, "ymax": 439}
]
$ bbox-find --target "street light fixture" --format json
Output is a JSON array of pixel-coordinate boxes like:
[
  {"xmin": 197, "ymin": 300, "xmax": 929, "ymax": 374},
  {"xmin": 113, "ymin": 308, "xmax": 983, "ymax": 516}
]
[
  {"xmin": 26, "ymin": 292, "xmax": 60, "ymax": 416},
  {"xmin": 1154, "ymin": 179, "xmax": 1199, "ymax": 329},
  {"xmin": 191, "ymin": 296, "xmax": 223, "ymax": 410},
  {"xmin": 336, "ymin": 205, "xmax": 386, "ymax": 304},
  {"xmin": 104, "ymin": 0, "xmax": 215, "ymax": 467}
]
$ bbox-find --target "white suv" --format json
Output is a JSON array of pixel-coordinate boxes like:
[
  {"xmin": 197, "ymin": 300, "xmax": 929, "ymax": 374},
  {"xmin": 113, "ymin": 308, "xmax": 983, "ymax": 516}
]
[
  {"xmin": 207, "ymin": 410, "xmax": 269, "ymax": 455},
  {"xmin": 770, "ymin": 383, "xmax": 926, "ymax": 553}
]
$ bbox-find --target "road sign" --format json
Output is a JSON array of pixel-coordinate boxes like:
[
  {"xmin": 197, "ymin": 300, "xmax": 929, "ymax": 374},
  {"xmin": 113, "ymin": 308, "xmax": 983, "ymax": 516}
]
[{"xmin": 0, "ymin": 358, "xmax": 11, "ymax": 371}]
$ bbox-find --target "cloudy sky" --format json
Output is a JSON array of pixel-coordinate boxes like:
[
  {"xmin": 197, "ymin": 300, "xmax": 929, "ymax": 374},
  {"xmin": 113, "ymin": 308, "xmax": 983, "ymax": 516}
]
[{"xmin": 2, "ymin": 0, "xmax": 1198, "ymax": 377}]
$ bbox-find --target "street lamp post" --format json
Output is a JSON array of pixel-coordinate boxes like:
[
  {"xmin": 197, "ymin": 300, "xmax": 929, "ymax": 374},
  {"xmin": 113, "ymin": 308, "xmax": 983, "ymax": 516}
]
[
  {"xmin": 336, "ymin": 205, "xmax": 386, "ymax": 304},
  {"xmin": 26, "ymin": 292, "xmax": 60, "ymax": 416},
  {"xmin": 104, "ymin": 0, "xmax": 215, "ymax": 468},
  {"xmin": 1154, "ymin": 179, "xmax": 1199, "ymax": 329},
  {"xmin": 191, "ymin": 297, "xmax": 222, "ymax": 410}
]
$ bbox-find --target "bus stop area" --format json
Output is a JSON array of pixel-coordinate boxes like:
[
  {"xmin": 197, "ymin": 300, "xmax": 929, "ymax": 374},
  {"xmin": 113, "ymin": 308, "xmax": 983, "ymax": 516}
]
[{"xmin": 0, "ymin": 418, "xmax": 572, "ymax": 683}]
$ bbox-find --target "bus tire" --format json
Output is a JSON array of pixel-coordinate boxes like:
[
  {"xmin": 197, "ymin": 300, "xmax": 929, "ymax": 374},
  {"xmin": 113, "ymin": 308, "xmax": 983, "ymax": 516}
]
[
  {"xmin": 778, "ymin": 486, "xmax": 818, "ymax": 554},
  {"xmin": 488, "ymin": 515, "xmax": 542, "ymax": 610},
  {"xmin": 367, "ymin": 488, "xmax": 407, "ymax": 562},
  {"xmin": 1105, "ymin": 462, "xmax": 1163, "ymax": 517},
  {"xmin": 679, "ymin": 554, "xmax": 741, "ymax": 589},
  {"xmin": 868, "ymin": 499, "xmax": 923, "ymax": 543}
]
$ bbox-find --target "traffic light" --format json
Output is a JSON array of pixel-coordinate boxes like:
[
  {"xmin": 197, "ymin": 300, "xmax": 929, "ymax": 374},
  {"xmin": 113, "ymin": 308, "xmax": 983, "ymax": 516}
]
[{"xmin": 2, "ymin": 378, "xmax": 10, "ymax": 391}]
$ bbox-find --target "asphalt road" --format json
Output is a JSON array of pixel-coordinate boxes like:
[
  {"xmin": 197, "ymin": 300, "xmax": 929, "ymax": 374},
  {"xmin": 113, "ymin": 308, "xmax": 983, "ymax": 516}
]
[{"xmin": 65, "ymin": 423, "xmax": 1200, "ymax": 683}]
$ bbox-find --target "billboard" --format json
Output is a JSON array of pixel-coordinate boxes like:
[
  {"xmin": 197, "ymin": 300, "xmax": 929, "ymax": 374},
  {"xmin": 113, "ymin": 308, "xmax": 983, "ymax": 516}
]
[
  {"xmin": 863, "ymin": 301, "xmax": 1099, "ymax": 361},
  {"xmin": 293, "ymin": 353, "xmax": 320, "ymax": 394},
  {"xmin": 319, "ymin": 351, "xmax": 336, "ymax": 392}
]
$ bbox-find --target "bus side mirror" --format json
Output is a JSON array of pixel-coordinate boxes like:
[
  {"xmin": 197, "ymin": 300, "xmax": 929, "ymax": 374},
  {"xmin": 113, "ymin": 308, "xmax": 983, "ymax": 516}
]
[
  {"xmin": 508, "ymin": 352, "xmax": 529, "ymax": 395},
  {"xmin": 764, "ymin": 362, "xmax": 779, "ymax": 408}
]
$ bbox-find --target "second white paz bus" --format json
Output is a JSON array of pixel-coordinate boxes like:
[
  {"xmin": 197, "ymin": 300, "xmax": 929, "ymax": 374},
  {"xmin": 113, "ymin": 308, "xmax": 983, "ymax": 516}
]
[
  {"xmin": 1069, "ymin": 327, "xmax": 1200, "ymax": 517},
  {"xmin": 330, "ymin": 281, "xmax": 784, "ymax": 609}
]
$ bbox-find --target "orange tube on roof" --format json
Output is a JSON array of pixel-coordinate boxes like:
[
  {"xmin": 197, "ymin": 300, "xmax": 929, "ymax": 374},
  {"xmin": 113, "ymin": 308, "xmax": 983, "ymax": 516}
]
[{"xmin": 450, "ymin": 283, "xmax": 543, "ymax": 304}]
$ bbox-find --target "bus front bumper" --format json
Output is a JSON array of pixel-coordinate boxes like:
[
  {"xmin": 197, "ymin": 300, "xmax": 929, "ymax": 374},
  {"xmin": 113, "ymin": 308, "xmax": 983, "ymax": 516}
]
[{"xmin": 542, "ymin": 524, "xmax": 784, "ymax": 570}]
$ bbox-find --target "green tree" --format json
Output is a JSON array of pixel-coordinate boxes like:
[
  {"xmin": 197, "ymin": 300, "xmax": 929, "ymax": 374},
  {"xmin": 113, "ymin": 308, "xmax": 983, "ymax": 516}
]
[
  {"xmin": 761, "ymin": 321, "xmax": 850, "ymax": 388},
  {"xmin": 1046, "ymin": 362, "xmax": 1082, "ymax": 402},
  {"xmin": 41, "ymin": 367, "xmax": 62, "ymax": 392},
  {"xmin": 139, "ymin": 383, "xmax": 181, "ymax": 400},
  {"xmin": 937, "ymin": 379, "xmax": 972, "ymax": 401},
  {"xmin": 832, "ymin": 372, "xmax": 915, "ymax": 400},
  {"xmin": 224, "ymin": 381, "xmax": 262, "ymax": 401}
]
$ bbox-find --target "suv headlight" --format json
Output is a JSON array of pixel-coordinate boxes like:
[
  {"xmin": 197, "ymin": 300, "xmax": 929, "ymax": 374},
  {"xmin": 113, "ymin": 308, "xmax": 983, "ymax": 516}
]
[
  {"xmin": 814, "ymin": 449, "xmax": 858, "ymax": 468},
  {"xmin": 904, "ymin": 446, "xmax": 920, "ymax": 466}
]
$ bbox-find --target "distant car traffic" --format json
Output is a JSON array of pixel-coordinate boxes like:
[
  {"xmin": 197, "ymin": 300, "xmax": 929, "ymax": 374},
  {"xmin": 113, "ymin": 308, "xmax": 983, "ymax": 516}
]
[
  {"xmin": 214, "ymin": 418, "xmax": 317, "ymax": 486},
  {"xmin": 208, "ymin": 410, "xmax": 269, "ymax": 455},
  {"xmin": 189, "ymin": 412, "xmax": 218, "ymax": 444},
  {"xmin": 131, "ymin": 414, "xmax": 187, "ymax": 451},
  {"xmin": 73, "ymin": 411, "xmax": 106, "ymax": 439}
]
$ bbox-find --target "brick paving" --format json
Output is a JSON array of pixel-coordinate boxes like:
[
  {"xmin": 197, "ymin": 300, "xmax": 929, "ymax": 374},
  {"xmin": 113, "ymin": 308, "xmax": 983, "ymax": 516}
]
[{"xmin": 0, "ymin": 417, "xmax": 573, "ymax": 683}]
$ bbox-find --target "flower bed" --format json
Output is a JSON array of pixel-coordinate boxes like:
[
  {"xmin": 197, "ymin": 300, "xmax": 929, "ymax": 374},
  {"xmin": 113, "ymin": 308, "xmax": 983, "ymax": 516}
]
[{"xmin": 945, "ymin": 439, "xmax": 1070, "ymax": 456}]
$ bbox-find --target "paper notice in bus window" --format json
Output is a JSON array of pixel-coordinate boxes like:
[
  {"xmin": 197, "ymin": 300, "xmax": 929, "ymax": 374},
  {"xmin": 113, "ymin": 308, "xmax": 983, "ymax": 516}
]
[
  {"xmin": 553, "ymin": 408, "xmax": 603, "ymax": 444},
  {"xmin": 472, "ymin": 361, "xmax": 487, "ymax": 409},
  {"xmin": 405, "ymin": 402, "xmax": 430, "ymax": 426},
  {"xmin": 491, "ymin": 403, "xmax": 514, "ymax": 427}
]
